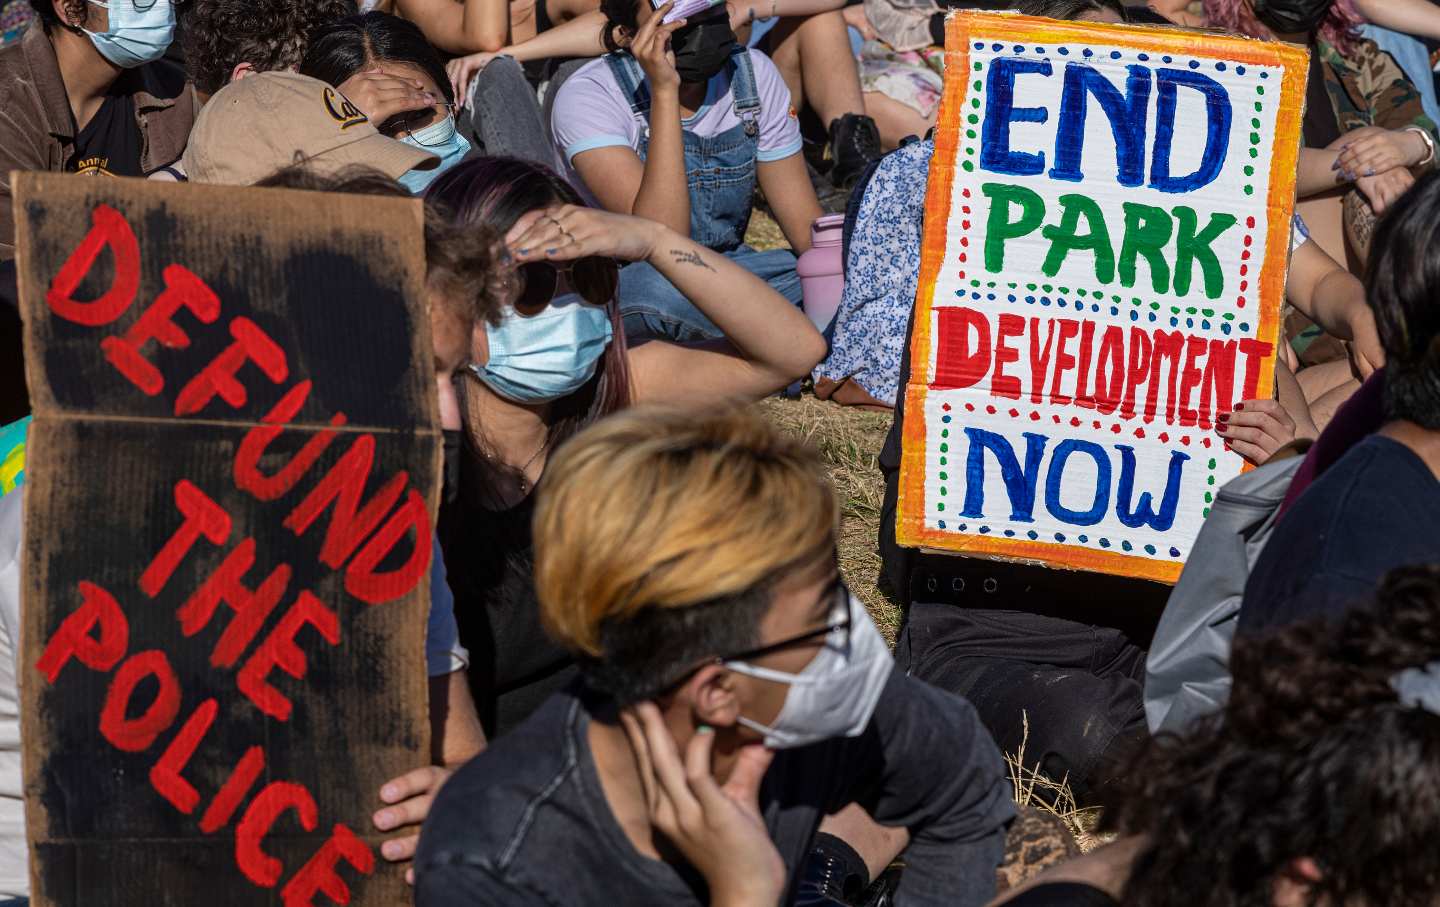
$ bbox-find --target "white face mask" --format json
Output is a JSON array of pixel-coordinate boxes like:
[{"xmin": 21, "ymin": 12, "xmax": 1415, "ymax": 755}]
[{"xmin": 723, "ymin": 592, "xmax": 893, "ymax": 750}]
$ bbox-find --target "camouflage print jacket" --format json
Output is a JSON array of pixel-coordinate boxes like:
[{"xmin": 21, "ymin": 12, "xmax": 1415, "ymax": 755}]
[{"xmin": 1318, "ymin": 36, "xmax": 1438, "ymax": 138}]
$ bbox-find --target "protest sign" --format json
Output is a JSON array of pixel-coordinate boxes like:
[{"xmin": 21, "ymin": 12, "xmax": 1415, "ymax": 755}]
[
  {"xmin": 897, "ymin": 12, "xmax": 1308, "ymax": 583},
  {"xmin": 14, "ymin": 173, "xmax": 438, "ymax": 905}
]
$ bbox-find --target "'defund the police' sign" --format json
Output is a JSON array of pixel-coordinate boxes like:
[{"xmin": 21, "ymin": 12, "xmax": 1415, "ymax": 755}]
[{"xmin": 898, "ymin": 12, "xmax": 1308, "ymax": 584}]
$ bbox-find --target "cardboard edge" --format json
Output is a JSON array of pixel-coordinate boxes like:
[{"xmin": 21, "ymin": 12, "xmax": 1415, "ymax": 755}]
[{"xmin": 895, "ymin": 14, "xmax": 1307, "ymax": 587}]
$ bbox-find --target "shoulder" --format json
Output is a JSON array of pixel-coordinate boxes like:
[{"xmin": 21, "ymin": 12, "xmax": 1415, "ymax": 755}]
[
  {"xmin": 741, "ymin": 48, "xmax": 785, "ymax": 88},
  {"xmin": 556, "ymin": 56, "xmax": 626, "ymax": 104},
  {"xmin": 0, "ymin": 33, "xmax": 41, "ymax": 119}
]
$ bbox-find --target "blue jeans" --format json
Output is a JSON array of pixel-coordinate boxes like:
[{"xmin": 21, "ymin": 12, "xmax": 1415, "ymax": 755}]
[{"xmin": 619, "ymin": 246, "xmax": 803, "ymax": 344}]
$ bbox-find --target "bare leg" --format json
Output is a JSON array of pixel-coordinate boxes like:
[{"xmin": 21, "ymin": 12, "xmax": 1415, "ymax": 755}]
[
  {"xmin": 818, "ymin": 803, "xmax": 909, "ymax": 880},
  {"xmin": 765, "ymin": 11, "xmax": 865, "ymax": 125},
  {"xmin": 864, "ymin": 90, "xmax": 933, "ymax": 150},
  {"xmin": 1296, "ymin": 358, "xmax": 1357, "ymax": 406},
  {"xmin": 1307, "ymin": 377, "xmax": 1361, "ymax": 433},
  {"xmin": 546, "ymin": 0, "xmax": 599, "ymax": 25},
  {"xmin": 1296, "ymin": 192, "xmax": 1361, "ymax": 273}
]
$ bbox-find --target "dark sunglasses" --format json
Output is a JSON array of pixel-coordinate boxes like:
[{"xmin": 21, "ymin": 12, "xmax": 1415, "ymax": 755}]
[{"xmin": 514, "ymin": 257, "xmax": 619, "ymax": 309}]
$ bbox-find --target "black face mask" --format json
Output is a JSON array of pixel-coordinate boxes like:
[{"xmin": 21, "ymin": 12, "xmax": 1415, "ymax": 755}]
[
  {"xmin": 671, "ymin": 11, "xmax": 736, "ymax": 84},
  {"xmin": 1252, "ymin": 0, "xmax": 1332, "ymax": 34}
]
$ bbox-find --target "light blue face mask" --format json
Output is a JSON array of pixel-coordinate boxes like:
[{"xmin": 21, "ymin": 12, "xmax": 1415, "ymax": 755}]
[
  {"xmin": 397, "ymin": 114, "xmax": 471, "ymax": 195},
  {"xmin": 83, "ymin": 0, "xmax": 175, "ymax": 69},
  {"xmin": 469, "ymin": 293, "xmax": 615, "ymax": 405}
]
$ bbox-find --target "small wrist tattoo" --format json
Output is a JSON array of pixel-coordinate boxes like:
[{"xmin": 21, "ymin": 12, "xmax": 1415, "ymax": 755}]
[{"xmin": 670, "ymin": 248, "xmax": 716, "ymax": 272}]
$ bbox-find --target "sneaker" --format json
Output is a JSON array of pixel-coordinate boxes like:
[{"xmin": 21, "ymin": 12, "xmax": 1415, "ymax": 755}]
[
  {"xmin": 827, "ymin": 113, "xmax": 883, "ymax": 189},
  {"xmin": 792, "ymin": 839, "xmax": 868, "ymax": 905}
]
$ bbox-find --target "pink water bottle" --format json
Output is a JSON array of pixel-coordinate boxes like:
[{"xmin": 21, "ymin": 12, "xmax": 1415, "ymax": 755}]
[{"xmin": 797, "ymin": 214, "xmax": 846, "ymax": 332}]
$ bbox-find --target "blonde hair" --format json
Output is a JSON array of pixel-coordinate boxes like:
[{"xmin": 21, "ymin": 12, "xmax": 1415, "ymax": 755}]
[{"xmin": 534, "ymin": 404, "xmax": 840, "ymax": 657}]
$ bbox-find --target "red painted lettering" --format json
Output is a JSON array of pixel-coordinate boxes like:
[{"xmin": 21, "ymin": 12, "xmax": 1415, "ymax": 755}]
[
  {"xmin": 177, "ymin": 538, "xmax": 291, "ymax": 668},
  {"xmin": 1074, "ymin": 321, "xmax": 1097, "ymax": 409},
  {"xmin": 280, "ymin": 825, "xmax": 375, "ymax": 907},
  {"xmin": 238, "ymin": 591, "xmax": 340, "ymax": 721},
  {"xmin": 1177, "ymin": 335, "xmax": 1209, "ymax": 427},
  {"xmin": 1094, "ymin": 326, "xmax": 1126, "ymax": 416},
  {"xmin": 100, "ymin": 264, "xmax": 222, "ymax": 395},
  {"xmin": 1144, "ymin": 330, "xmax": 1185, "ymax": 423},
  {"xmin": 200, "ymin": 745, "xmax": 266, "ymax": 834},
  {"xmin": 345, "ymin": 490, "xmax": 432, "ymax": 605},
  {"xmin": 1121, "ymin": 327, "xmax": 1152, "ymax": 420},
  {"xmin": 35, "ymin": 580, "xmax": 128, "ymax": 682},
  {"xmin": 931, "ymin": 307, "xmax": 991, "ymax": 390},
  {"xmin": 283, "ymin": 434, "xmax": 406, "ymax": 570},
  {"xmin": 140, "ymin": 480, "xmax": 232, "ymax": 598},
  {"xmin": 1048, "ymin": 319, "xmax": 1080, "ymax": 406},
  {"xmin": 45, "ymin": 204, "xmax": 139, "ymax": 327},
  {"xmin": 992, "ymin": 314, "xmax": 1024, "ymax": 400},
  {"xmin": 234, "ymin": 382, "xmax": 348, "ymax": 502},
  {"xmin": 174, "ymin": 317, "xmax": 288, "ymax": 416},
  {"xmin": 150, "ymin": 698, "xmax": 218, "ymax": 814},
  {"xmin": 1200, "ymin": 339, "xmax": 1238, "ymax": 429},
  {"xmin": 98, "ymin": 650, "xmax": 182, "ymax": 753},
  {"xmin": 236, "ymin": 781, "xmax": 318, "ymax": 887},
  {"xmin": 1027, "ymin": 318, "xmax": 1056, "ymax": 405},
  {"xmin": 1238, "ymin": 338, "xmax": 1272, "ymax": 400}
]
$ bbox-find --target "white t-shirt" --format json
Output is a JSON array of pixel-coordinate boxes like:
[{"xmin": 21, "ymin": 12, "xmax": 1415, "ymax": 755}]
[{"xmin": 551, "ymin": 49, "xmax": 802, "ymax": 201}]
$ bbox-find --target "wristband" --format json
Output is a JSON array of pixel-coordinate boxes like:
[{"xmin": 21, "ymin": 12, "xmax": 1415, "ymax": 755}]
[{"xmin": 1405, "ymin": 126, "xmax": 1437, "ymax": 168}]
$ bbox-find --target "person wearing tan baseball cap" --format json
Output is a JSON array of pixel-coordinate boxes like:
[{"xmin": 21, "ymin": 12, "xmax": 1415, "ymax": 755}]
[{"xmin": 183, "ymin": 70, "xmax": 438, "ymax": 185}]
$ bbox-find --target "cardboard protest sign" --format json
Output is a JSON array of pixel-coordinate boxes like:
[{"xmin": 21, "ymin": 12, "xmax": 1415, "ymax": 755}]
[
  {"xmin": 14, "ymin": 173, "xmax": 438, "ymax": 905},
  {"xmin": 897, "ymin": 13, "xmax": 1307, "ymax": 583}
]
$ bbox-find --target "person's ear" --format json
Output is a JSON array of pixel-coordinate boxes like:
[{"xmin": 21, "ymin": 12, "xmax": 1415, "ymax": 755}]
[
  {"xmin": 230, "ymin": 62, "xmax": 257, "ymax": 83},
  {"xmin": 683, "ymin": 663, "xmax": 742, "ymax": 728},
  {"xmin": 469, "ymin": 321, "xmax": 490, "ymax": 368},
  {"xmin": 57, "ymin": 0, "xmax": 87, "ymax": 29}
]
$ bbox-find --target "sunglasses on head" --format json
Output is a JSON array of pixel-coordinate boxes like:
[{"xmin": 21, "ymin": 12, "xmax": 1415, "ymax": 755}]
[{"xmin": 513, "ymin": 257, "xmax": 619, "ymax": 309}]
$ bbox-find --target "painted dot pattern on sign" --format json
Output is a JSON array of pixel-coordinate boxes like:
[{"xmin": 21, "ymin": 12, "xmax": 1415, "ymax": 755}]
[{"xmin": 934, "ymin": 40, "xmax": 1281, "ymax": 561}]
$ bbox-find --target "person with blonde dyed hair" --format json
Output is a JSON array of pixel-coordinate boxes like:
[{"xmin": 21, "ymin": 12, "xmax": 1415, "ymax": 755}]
[{"xmin": 416, "ymin": 405, "xmax": 1014, "ymax": 907}]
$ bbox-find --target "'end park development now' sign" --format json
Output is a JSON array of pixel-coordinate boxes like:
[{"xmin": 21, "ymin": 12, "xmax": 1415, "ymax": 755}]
[{"xmin": 898, "ymin": 13, "xmax": 1307, "ymax": 584}]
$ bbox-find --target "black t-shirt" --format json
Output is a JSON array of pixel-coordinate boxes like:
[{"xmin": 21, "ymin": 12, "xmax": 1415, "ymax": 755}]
[
  {"xmin": 416, "ymin": 672, "xmax": 1015, "ymax": 906},
  {"xmin": 1241, "ymin": 434, "xmax": 1440, "ymax": 636},
  {"xmin": 438, "ymin": 488, "xmax": 576, "ymax": 739},
  {"xmin": 70, "ymin": 93, "xmax": 143, "ymax": 177}
]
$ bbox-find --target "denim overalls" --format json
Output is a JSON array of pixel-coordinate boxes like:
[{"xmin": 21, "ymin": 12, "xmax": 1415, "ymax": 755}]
[{"xmin": 604, "ymin": 47, "xmax": 803, "ymax": 343}]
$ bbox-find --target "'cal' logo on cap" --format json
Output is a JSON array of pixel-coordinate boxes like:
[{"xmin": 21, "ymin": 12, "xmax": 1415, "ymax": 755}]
[{"xmin": 323, "ymin": 87, "xmax": 369, "ymax": 129}]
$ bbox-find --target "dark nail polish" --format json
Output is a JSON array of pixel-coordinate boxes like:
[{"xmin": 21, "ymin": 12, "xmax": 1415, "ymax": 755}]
[{"xmin": 1234, "ymin": 403, "xmax": 1244, "ymax": 411}]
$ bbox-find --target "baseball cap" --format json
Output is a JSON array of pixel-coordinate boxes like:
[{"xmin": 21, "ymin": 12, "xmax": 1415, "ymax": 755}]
[{"xmin": 183, "ymin": 71, "xmax": 439, "ymax": 186}]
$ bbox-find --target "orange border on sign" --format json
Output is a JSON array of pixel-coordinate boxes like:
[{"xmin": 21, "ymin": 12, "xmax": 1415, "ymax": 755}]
[{"xmin": 895, "ymin": 12, "xmax": 1309, "ymax": 585}]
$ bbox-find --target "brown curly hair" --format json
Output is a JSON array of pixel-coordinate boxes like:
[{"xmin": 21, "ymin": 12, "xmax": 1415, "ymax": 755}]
[
  {"xmin": 1105, "ymin": 566, "xmax": 1440, "ymax": 906},
  {"xmin": 179, "ymin": 0, "xmax": 357, "ymax": 97}
]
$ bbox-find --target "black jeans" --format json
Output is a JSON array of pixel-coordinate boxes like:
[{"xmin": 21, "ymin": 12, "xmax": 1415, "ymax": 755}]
[{"xmin": 895, "ymin": 600, "xmax": 1148, "ymax": 804}]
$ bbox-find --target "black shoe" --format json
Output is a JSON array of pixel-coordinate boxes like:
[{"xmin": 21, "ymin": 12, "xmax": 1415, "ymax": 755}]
[
  {"xmin": 793, "ymin": 835, "xmax": 870, "ymax": 905},
  {"xmin": 827, "ymin": 113, "xmax": 883, "ymax": 189}
]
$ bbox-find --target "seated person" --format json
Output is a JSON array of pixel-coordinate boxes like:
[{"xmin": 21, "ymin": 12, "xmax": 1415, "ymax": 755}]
[
  {"xmin": 0, "ymin": 0, "xmax": 196, "ymax": 258},
  {"xmin": 180, "ymin": 70, "xmax": 439, "ymax": 186},
  {"xmin": 994, "ymin": 565, "xmax": 1440, "ymax": 907},
  {"xmin": 177, "ymin": 0, "xmax": 354, "ymax": 103},
  {"xmin": 1240, "ymin": 170, "xmax": 1440, "ymax": 635},
  {"xmin": 550, "ymin": 0, "xmax": 824, "ymax": 343},
  {"xmin": 304, "ymin": 12, "xmax": 556, "ymax": 172},
  {"xmin": 416, "ymin": 404, "xmax": 1015, "ymax": 906}
]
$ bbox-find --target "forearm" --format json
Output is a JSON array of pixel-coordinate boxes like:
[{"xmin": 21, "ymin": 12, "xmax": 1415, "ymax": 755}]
[
  {"xmin": 766, "ymin": 0, "xmax": 846, "ymax": 17},
  {"xmin": 460, "ymin": 0, "xmax": 509, "ymax": 52},
  {"xmin": 1306, "ymin": 269, "xmax": 1367, "ymax": 339},
  {"xmin": 630, "ymin": 95, "xmax": 691, "ymax": 234},
  {"xmin": 506, "ymin": 9, "xmax": 608, "ymax": 61},
  {"xmin": 1352, "ymin": 0, "xmax": 1440, "ymax": 40},
  {"xmin": 1296, "ymin": 146, "xmax": 1348, "ymax": 197},
  {"xmin": 647, "ymin": 228, "xmax": 823, "ymax": 377}
]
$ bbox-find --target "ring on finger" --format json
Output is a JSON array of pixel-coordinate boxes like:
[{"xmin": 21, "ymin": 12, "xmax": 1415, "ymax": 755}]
[{"xmin": 560, "ymin": 227, "xmax": 577, "ymax": 244}]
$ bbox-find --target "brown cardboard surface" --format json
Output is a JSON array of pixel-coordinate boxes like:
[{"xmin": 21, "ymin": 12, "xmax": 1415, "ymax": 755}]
[{"xmin": 13, "ymin": 173, "xmax": 438, "ymax": 906}]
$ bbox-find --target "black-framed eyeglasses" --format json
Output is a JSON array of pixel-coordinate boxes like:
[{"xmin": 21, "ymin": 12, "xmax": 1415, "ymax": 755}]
[
  {"xmin": 381, "ymin": 102, "xmax": 458, "ymax": 142},
  {"xmin": 718, "ymin": 580, "xmax": 853, "ymax": 665}
]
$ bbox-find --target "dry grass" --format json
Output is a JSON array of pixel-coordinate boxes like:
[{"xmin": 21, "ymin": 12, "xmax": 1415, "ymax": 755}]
[
  {"xmin": 754, "ymin": 395, "xmax": 901, "ymax": 641},
  {"xmin": 756, "ymin": 393, "xmax": 1094, "ymax": 850},
  {"xmin": 744, "ymin": 208, "xmax": 789, "ymax": 252}
]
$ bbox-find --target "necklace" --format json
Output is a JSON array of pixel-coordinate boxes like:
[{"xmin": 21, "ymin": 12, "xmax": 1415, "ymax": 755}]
[{"xmin": 514, "ymin": 435, "xmax": 548, "ymax": 496}]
